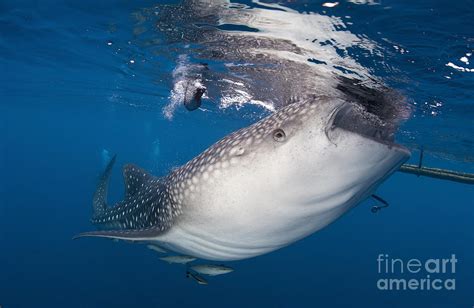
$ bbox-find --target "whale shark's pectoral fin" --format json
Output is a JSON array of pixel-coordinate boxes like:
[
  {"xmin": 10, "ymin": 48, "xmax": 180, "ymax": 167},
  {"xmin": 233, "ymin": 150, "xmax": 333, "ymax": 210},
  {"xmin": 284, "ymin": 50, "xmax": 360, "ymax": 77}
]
[
  {"xmin": 123, "ymin": 164, "xmax": 152, "ymax": 198},
  {"xmin": 93, "ymin": 155, "xmax": 116, "ymax": 215},
  {"xmin": 73, "ymin": 228, "xmax": 162, "ymax": 241}
]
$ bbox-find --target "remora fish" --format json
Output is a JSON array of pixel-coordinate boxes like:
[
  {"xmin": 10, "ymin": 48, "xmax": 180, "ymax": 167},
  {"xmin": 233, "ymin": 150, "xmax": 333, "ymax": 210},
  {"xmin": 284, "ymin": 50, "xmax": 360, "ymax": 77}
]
[
  {"xmin": 186, "ymin": 271, "xmax": 208, "ymax": 285},
  {"xmin": 159, "ymin": 255, "xmax": 197, "ymax": 264},
  {"xmin": 75, "ymin": 95, "xmax": 410, "ymax": 261},
  {"xmin": 146, "ymin": 244, "xmax": 167, "ymax": 254},
  {"xmin": 189, "ymin": 264, "xmax": 234, "ymax": 276}
]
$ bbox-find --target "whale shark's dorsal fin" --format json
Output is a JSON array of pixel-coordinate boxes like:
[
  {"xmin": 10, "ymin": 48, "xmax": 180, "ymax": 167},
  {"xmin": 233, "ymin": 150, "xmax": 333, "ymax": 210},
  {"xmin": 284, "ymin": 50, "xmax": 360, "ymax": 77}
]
[
  {"xmin": 123, "ymin": 164, "xmax": 152, "ymax": 199},
  {"xmin": 93, "ymin": 155, "xmax": 116, "ymax": 215}
]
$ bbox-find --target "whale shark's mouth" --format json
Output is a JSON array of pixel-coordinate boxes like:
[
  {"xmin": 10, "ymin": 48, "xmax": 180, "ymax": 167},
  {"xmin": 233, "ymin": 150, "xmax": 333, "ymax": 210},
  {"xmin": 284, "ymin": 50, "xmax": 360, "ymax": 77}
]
[
  {"xmin": 329, "ymin": 101, "xmax": 406, "ymax": 149},
  {"xmin": 331, "ymin": 76, "xmax": 410, "ymax": 148}
]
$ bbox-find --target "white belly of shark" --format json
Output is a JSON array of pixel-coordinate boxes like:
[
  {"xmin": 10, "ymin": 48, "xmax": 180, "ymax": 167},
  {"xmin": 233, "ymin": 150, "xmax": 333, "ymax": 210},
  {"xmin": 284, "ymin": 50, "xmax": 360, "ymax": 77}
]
[{"xmin": 77, "ymin": 99, "xmax": 409, "ymax": 261}]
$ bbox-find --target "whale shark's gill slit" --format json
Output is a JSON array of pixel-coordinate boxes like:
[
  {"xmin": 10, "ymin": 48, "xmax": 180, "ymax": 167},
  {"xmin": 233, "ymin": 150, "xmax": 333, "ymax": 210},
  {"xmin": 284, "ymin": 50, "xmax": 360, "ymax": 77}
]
[{"xmin": 93, "ymin": 154, "xmax": 116, "ymax": 215}]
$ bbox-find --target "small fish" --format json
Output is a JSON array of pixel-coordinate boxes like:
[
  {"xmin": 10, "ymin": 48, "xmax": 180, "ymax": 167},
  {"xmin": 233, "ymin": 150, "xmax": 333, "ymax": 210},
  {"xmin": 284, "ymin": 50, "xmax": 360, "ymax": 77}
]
[
  {"xmin": 189, "ymin": 264, "xmax": 234, "ymax": 276},
  {"xmin": 322, "ymin": 2, "xmax": 339, "ymax": 8},
  {"xmin": 159, "ymin": 255, "xmax": 196, "ymax": 264},
  {"xmin": 146, "ymin": 244, "xmax": 167, "ymax": 254},
  {"xmin": 186, "ymin": 270, "xmax": 208, "ymax": 285}
]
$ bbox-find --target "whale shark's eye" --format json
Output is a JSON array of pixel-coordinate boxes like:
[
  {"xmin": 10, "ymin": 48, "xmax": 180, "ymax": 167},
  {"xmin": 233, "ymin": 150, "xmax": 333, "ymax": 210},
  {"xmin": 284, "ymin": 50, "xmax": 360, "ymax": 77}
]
[{"xmin": 273, "ymin": 129, "xmax": 286, "ymax": 142}]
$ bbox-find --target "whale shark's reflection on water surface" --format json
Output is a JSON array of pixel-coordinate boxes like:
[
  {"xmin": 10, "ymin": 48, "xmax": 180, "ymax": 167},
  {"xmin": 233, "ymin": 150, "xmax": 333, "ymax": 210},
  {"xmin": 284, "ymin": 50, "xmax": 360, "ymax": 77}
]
[{"xmin": 130, "ymin": 0, "xmax": 409, "ymax": 125}]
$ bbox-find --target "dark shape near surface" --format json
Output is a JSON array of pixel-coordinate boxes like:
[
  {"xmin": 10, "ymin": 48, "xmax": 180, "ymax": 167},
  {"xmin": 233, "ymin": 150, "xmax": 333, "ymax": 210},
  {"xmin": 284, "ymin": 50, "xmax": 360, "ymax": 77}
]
[{"xmin": 184, "ymin": 84, "xmax": 206, "ymax": 111}]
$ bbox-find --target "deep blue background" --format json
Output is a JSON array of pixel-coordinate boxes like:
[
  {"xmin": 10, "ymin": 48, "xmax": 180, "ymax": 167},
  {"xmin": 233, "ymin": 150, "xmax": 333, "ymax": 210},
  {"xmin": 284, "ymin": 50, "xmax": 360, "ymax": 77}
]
[{"xmin": 1, "ymin": 1, "xmax": 473, "ymax": 307}]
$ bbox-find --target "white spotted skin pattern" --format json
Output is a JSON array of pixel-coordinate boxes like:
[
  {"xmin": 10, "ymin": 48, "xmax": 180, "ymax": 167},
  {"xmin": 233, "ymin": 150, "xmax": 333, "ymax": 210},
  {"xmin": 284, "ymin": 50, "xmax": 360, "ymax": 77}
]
[
  {"xmin": 85, "ymin": 97, "xmax": 409, "ymax": 260},
  {"xmin": 91, "ymin": 167, "xmax": 180, "ymax": 233}
]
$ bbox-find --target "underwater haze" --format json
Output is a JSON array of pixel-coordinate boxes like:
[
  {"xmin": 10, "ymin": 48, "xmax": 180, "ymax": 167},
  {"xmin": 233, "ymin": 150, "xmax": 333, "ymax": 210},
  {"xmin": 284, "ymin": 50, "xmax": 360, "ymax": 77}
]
[{"xmin": 1, "ymin": 0, "xmax": 474, "ymax": 307}]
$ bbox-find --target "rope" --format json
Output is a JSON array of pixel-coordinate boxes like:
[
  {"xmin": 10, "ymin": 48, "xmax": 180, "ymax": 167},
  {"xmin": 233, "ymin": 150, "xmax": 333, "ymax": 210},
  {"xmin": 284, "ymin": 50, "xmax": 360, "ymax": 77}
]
[{"xmin": 399, "ymin": 164, "xmax": 474, "ymax": 185}]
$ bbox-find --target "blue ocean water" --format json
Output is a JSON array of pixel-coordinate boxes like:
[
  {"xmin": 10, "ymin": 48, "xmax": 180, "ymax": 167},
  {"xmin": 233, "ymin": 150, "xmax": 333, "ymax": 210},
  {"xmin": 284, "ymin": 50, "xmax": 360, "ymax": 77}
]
[{"xmin": 1, "ymin": 0, "xmax": 473, "ymax": 307}]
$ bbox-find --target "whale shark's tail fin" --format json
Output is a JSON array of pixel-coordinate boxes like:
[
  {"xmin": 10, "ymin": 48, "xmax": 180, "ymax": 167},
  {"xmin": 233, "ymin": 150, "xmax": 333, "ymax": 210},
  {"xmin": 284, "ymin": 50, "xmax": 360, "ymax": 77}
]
[
  {"xmin": 93, "ymin": 155, "xmax": 116, "ymax": 216},
  {"xmin": 75, "ymin": 155, "xmax": 177, "ymax": 241}
]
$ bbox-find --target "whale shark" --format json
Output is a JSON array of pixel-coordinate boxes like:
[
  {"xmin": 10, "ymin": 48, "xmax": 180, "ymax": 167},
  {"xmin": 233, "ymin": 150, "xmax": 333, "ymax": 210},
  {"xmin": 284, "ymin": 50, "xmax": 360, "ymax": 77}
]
[
  {"xmin": 76, "ymin": 0, "xmax": 412, "ymax": 261},
  {"xmin": 76, "ymin": 93, "xmax": 410, "ymax": 261}
]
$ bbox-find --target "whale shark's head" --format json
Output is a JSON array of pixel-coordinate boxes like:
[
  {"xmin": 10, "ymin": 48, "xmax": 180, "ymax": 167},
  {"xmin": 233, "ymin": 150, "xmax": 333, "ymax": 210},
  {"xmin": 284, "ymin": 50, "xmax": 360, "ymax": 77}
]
[{"xmin": 239, "ymin": 95, "xmax": 409, "ymax": 196}]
